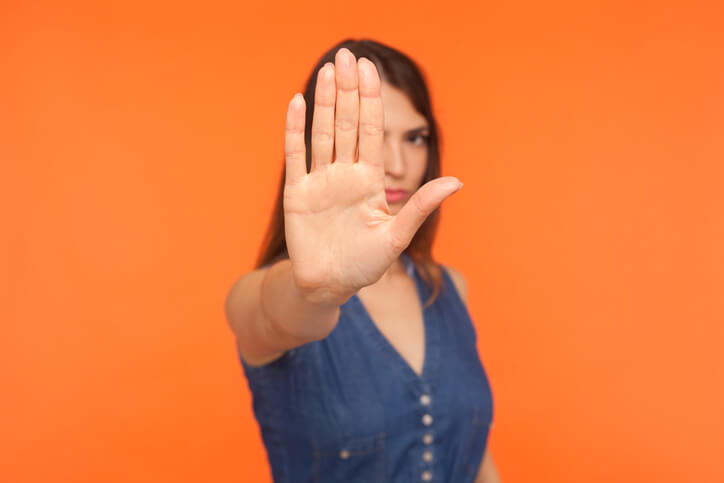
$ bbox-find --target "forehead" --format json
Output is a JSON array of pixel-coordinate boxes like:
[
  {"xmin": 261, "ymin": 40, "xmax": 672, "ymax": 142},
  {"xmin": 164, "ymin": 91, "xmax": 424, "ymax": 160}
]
[{"xmin": 380, "ymin": 82, "xmax": 428, "ymax": 131}]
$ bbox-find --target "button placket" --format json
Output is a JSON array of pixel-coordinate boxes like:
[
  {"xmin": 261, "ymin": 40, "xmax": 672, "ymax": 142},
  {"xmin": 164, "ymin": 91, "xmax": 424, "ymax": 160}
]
[{"xmin": 418, "ymin": 391, "xmax": 434, "ymax": 480}]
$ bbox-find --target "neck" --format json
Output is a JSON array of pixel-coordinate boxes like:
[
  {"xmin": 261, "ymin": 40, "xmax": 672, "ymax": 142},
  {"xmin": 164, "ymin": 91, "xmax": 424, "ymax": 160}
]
[{"xmin": 379, "ymin": 257, "xmax": 407, "ymax": 283}]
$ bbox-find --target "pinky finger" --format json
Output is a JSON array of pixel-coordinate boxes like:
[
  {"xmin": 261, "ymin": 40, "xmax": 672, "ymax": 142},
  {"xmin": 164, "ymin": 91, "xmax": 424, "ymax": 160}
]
[{"xmin": 284, "ymin": 93, "xmax": 307, "ymax": 184}]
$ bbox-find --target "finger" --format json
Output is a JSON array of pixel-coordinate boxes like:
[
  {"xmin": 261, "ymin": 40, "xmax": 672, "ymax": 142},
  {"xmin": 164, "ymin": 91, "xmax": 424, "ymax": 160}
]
[
  {"xmin": 357, "ymin": 58, "xmax": 384, "ymax": 170},
  {"xmin": 387, "ymin": 177, "xmax": 463, "ymax": 252},
  {"xmin": 311, "ymin": 63, "xmax": 336, "ymax": 171},
  {"xmin": 333, "ymin": 48, "xmax": 359, "ymax": 163},
  {"xmin": 284, "ymin": 93, "xmax": 307, "ymax": 184}
]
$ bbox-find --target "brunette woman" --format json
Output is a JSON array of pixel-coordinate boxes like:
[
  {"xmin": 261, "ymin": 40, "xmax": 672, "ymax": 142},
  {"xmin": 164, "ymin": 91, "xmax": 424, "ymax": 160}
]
[{"xmin": 225, "ymin": 39, "xmax": 500, "ymax": 483}]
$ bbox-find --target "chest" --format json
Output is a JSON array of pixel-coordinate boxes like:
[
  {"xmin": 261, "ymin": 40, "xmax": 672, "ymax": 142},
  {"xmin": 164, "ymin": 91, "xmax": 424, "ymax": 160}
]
[{"xmin": 357, "ymin": 278, "xmax": 425, "ymax": 376}]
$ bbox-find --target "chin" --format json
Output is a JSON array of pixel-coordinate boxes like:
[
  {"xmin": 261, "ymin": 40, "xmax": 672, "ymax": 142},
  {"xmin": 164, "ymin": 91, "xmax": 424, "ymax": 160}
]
[{"xmin": 387, "ymin": 204, "xmax": 402, "ymax": 216}]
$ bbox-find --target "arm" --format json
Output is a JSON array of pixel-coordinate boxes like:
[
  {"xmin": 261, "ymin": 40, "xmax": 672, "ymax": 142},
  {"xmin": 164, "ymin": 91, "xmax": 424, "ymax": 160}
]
[
  {"xmin": 226, "ymin": 50, "xmax": 461, "ymax": 368},
  {"xmin": 446, "ymin": 267, "xmax": 502, "ymax": 483},
  {"xmin": 474, "ymin": 448, "xmax": 502, "ymax": 483}
]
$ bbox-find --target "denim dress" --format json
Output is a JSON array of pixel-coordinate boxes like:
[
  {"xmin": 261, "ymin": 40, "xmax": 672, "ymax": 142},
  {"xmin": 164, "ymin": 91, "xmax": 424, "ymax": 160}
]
[{"xmin": 237, "ymin": 253, "xmax": 494, "ymax": 482}]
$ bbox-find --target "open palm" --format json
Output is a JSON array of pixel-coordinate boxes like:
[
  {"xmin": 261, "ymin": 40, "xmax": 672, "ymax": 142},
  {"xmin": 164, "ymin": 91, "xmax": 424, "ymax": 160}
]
[{"xmin": 283, "ymin": 48, "xmax": 462, "ymax": 306}]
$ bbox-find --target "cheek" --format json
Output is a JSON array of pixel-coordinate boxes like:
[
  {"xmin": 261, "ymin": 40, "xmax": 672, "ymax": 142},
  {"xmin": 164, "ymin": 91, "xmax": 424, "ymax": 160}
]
[{"xmin": 404, "ymin": 146, "xmax": 429, "ymax": 184}]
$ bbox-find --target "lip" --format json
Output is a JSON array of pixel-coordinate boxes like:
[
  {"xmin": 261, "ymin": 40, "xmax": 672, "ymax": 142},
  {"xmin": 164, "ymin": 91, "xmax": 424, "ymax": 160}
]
[{"xmin": 385, "ymin": 189, "xmax": 407, "ymax": 203}]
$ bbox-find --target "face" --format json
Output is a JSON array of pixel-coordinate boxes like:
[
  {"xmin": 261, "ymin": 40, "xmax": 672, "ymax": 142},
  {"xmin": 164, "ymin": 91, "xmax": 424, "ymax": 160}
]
[{"xmin": 379, "ymin": 81, "xmax": 430, "ymax": 215}]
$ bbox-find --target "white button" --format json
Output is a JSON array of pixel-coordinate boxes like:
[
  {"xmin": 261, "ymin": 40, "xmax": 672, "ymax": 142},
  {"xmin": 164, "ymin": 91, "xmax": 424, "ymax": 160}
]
[
  {"xmin": 423, "ymin": 433, "xmax": 433, "ymax": 445},
  {"xmin": 421, "ymin": 470, "xmax": 432, "ymax": 481},
  {"xmin": 339, "ymin": 449, "xmax": 350, "ymax": 459},
  {"xmin": 420, "ymin": 394, "xmax": 431, "ymax": 406},
  {"xmin": 422, "ymin": 414, "xmax": 433, "ymax": 426},
  {"xmin": 423, "ymin": 450, "xmax": 433, "ymax": 462}
]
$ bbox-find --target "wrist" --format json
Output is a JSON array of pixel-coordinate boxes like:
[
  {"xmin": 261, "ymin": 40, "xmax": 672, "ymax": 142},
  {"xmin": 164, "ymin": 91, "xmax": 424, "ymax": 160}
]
[{"xmin": 265, "ymin": 259, "xmax": 349, "ymax": 311}]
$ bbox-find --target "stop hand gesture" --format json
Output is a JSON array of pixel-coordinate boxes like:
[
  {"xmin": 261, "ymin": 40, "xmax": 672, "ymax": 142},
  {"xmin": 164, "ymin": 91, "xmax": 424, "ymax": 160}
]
[{"xmin": 283, "ymin": 48, "xmax": 462, "ymax": 307}]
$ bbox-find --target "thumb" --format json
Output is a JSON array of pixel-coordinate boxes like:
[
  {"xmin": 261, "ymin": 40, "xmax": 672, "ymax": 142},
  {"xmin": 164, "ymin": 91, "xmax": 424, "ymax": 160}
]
[{"xmin": 387, "ymin": 176, "xmax": 463, "ymax": 251}]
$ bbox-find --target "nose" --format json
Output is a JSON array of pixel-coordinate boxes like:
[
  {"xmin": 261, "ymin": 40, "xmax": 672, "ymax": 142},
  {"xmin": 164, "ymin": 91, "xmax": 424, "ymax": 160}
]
[{"xmin": 383, "ymin": 139, "xmax": 405, "ymax": 177}]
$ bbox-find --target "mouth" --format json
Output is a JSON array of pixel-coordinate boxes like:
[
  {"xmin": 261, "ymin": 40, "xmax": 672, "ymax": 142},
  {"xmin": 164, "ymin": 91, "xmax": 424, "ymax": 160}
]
[{"xmin": 385, "ymin": 189, "xmax": 407, "ymax": 203}]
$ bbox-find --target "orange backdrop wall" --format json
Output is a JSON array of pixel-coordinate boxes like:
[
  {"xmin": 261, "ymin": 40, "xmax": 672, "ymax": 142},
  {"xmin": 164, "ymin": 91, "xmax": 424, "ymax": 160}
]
[{"xmin": 2, "ymin": 1, "xmax": 722, "ymax": 482}]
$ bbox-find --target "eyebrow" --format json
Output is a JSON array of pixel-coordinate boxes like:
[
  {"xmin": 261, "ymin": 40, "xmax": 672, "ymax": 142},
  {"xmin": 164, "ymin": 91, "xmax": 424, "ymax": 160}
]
[{"xmin": 384, "ymin": 126, "xmax": 430, "ymax": 136}]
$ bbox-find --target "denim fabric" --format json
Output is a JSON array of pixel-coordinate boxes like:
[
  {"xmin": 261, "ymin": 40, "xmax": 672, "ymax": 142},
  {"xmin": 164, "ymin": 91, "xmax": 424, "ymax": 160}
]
[{"xmin": 238, "ymin": 253, "xmax": 494, "ymax": 482}]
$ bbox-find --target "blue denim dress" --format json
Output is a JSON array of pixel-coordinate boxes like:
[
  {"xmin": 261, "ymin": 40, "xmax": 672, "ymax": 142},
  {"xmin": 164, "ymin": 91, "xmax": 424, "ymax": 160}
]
[{"xmin": 238, "ymin": 253, "xmax": 494, "ymax": 482}]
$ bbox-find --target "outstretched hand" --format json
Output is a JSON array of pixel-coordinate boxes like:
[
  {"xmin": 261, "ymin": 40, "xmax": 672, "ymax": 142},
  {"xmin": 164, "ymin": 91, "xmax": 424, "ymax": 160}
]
[{"xmin": 283, "ymin": 48, "xmax": 462, "ymax": 306}]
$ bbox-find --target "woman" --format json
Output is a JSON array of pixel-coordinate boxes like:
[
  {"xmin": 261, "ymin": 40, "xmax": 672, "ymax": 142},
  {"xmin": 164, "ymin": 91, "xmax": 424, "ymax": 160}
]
[{"xmin": 225, "ymin": 39, "xmax": 500, "ymax": 482}]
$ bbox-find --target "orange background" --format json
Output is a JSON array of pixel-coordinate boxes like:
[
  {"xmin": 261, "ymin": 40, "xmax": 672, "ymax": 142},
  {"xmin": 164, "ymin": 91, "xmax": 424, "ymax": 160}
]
[{"xmin": 2, "ymin": 1, "xmax": 723, "ymax": 482}]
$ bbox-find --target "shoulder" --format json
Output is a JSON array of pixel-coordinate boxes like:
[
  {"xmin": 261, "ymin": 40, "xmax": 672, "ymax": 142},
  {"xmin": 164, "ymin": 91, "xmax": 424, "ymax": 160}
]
[{"xmin": 441, "ymin": 265, "xmax": 468, "ymax": 305}]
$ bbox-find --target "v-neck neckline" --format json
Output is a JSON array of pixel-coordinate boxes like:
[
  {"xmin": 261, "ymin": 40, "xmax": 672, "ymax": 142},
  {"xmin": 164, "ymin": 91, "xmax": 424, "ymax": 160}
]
[{"xmin": 352, "ymin": 254, "xmax": 430, "ymax": 381}]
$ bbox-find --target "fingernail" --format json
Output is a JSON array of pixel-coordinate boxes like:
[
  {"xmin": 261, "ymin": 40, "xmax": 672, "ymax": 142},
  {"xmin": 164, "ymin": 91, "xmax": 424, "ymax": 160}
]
[
  {"xmin": 358, "ymin": 59, "xmax": 368, "ymax": 78},
  {"xmin": 322, "ymin": 65, "xmax": 333, "ymax": 81},
  {"xmin": 448, "ymin": 178, "xmax": 462, "ymax": 190}
]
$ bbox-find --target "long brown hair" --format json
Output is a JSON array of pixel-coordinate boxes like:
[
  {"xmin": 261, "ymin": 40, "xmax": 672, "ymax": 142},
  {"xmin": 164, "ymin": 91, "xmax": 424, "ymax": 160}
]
[{"xmin": 255, "ymin": 38, "xmax": 445, "ymax": 307}]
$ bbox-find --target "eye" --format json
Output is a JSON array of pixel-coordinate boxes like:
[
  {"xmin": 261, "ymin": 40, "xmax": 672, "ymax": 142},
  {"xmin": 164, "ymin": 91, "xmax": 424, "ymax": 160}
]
[{"xmin": 407, "ymin": 133, "xmax": 429, "ymax": 146}]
